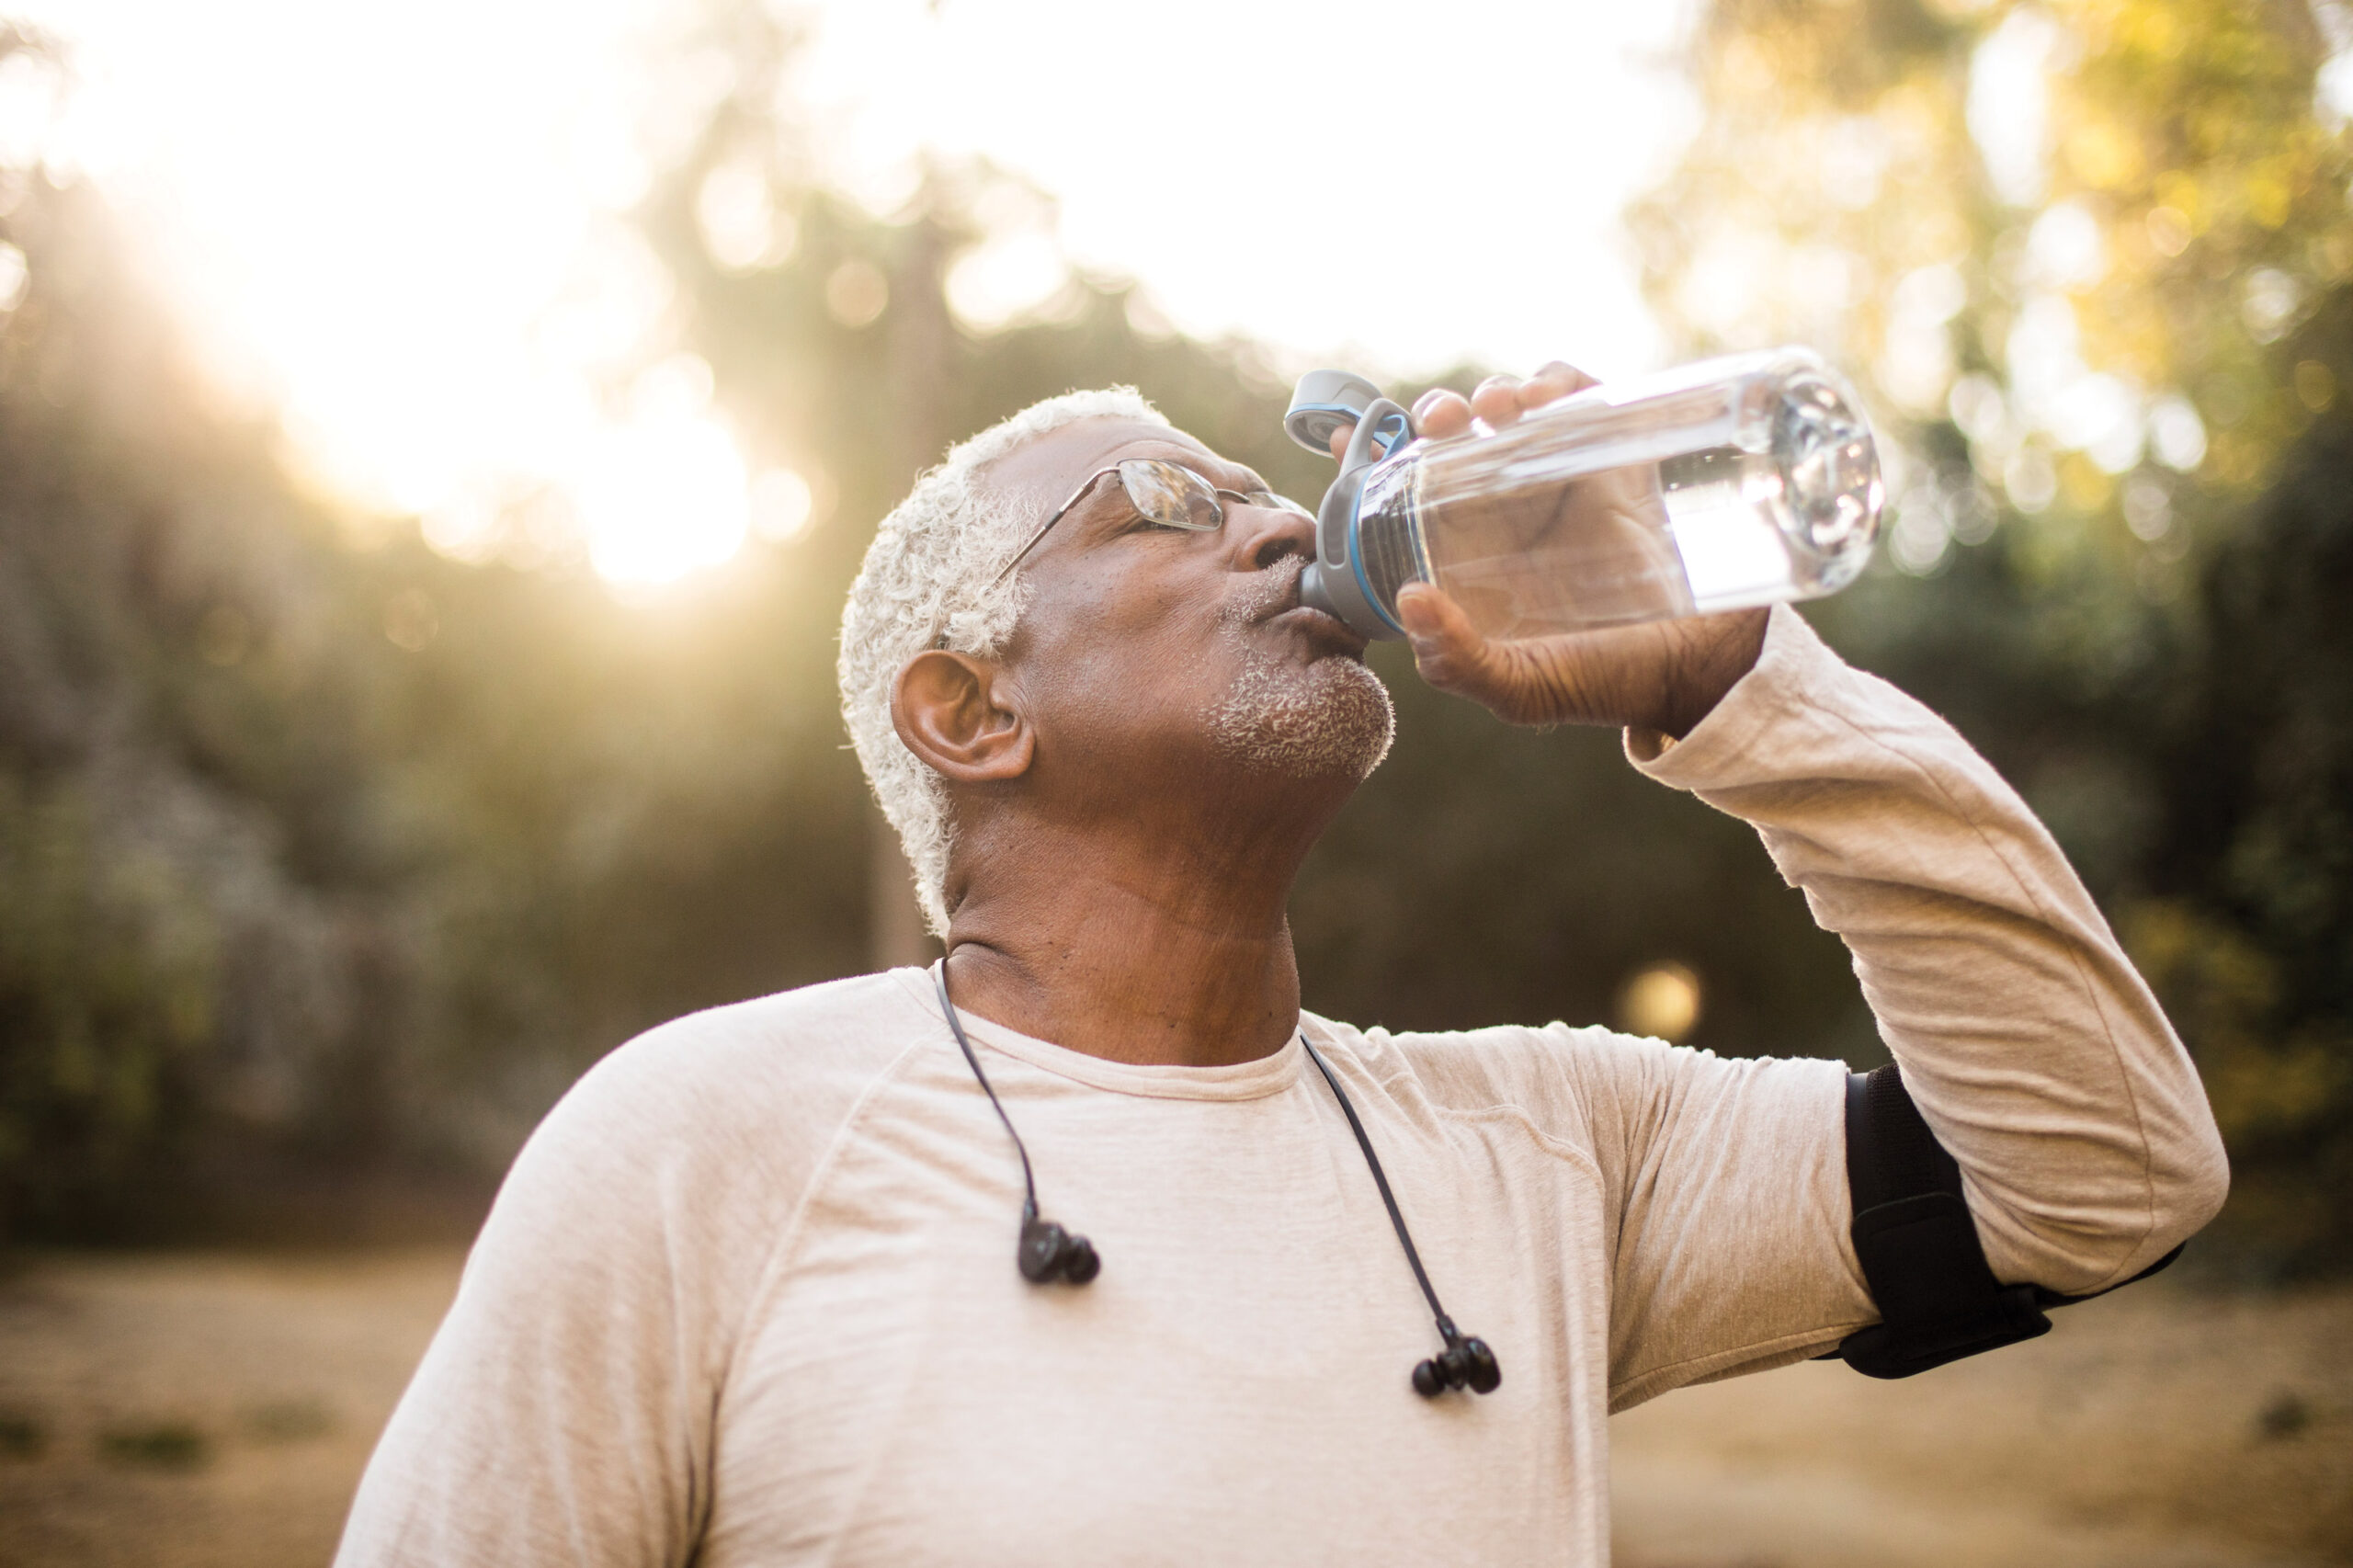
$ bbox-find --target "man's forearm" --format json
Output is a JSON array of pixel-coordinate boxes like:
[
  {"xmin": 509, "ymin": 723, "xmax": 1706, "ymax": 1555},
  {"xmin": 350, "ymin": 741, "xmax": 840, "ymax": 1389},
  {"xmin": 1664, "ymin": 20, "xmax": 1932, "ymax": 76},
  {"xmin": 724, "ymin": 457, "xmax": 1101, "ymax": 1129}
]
[{"xmin": 1630, "ymin": 605, "xmax": 2228, "ymax": 1294}]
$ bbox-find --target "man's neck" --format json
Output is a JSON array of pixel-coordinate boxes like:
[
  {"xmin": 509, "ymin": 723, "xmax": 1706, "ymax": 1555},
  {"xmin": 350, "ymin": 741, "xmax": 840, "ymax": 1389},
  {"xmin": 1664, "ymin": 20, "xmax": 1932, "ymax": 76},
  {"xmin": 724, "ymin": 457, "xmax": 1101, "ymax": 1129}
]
[{"xmin": 938, "ymin": 807, "xmax": 1317, "ymax": 1069}]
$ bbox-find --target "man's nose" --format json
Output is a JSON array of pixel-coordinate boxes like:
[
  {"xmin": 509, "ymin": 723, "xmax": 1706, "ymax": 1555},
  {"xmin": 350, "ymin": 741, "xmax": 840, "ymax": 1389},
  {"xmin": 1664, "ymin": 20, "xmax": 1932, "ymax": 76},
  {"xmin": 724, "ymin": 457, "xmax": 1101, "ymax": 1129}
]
[{"xmin": 1227, "ymin": 497, "xmax": 1316, "ymax": 573}]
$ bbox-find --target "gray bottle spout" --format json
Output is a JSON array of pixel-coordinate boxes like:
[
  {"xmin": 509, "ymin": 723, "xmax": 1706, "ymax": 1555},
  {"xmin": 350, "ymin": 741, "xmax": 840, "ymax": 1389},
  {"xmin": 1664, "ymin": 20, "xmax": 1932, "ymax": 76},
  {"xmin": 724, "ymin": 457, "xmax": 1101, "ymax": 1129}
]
[{"xmin": 1298, "ymin": 562, "xmax": 1341, "ymax": 622}]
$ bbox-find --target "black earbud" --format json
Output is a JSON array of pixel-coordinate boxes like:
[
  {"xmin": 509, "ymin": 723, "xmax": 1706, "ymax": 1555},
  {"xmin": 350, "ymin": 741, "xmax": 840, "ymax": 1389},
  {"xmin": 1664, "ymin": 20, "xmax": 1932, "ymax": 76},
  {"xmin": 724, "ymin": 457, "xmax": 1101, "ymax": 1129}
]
[
  {"xmin": 1412, "ymin": 1322, "xmax": 1502, "ymax": 1397},
  {"xmin": 1018, "ymin": 1208, "xmax": 1101, "ymax": 1285},
  {"xmin": 1303, "ymin": 1017, "xmax": 1509, "ymax": 1402},
  {"xmin": 937, "ymin": 966, "xmax": 1105, "ymax": 1290},
  {"xmin": 938, "ymin": 961, "xmax": 1502, "ymax": 1388}
]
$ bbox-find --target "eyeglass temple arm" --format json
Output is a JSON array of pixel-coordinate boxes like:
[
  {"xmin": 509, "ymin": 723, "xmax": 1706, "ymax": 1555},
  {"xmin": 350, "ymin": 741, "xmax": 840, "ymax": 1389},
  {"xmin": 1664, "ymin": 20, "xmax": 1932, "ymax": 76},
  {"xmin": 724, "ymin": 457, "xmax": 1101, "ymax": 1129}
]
[{"xmin": 986, "ymin": 467, "xmax": 1118, "ymax": 590}]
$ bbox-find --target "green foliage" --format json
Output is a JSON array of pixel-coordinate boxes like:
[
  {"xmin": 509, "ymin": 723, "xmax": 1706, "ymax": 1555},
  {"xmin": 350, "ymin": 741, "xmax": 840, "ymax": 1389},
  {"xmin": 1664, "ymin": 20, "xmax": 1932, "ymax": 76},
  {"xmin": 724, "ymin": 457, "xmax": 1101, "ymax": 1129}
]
[
  {"xmin": 1639, "ymin": 0, "xmax": 2353, "ymax": 1272},
  {"xmin": 0, "ymin": 156, "xmax": 874, "ymax": 1236},
  {"xmin": 0, "ymin": 778, "xmax": 214, "ymax": 1232},
  {"xmin": 97, "ymin": 1419, "xmax": 209, "ymax": 1471},
  {"xmin": 0, "ymin": 1410, "xmax": 45, "ymax": 1459}
]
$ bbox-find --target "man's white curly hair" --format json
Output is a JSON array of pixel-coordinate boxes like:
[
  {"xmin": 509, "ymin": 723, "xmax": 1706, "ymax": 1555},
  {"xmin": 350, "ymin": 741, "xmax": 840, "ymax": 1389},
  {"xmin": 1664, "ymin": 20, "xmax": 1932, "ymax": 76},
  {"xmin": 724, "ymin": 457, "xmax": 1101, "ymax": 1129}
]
[{"xmin": 839, "ymin": 386, "xmax": 1171, "ymax": 937}]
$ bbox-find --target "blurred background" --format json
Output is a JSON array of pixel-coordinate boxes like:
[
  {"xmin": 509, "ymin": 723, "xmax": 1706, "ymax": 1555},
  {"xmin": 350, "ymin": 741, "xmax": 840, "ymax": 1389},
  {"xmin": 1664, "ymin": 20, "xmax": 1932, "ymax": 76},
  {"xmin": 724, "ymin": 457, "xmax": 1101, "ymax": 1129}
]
[{"xmin": 0, "ymin": 0, "xmax": 2347, "ymax": 1562}]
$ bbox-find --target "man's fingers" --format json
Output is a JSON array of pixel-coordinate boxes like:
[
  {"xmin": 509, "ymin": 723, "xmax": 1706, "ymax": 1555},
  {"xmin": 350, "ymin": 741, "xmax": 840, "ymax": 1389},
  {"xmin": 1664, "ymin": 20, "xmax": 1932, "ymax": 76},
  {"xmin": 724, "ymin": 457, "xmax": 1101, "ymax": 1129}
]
[
  {"xmin": 1394, "ymin": 581, "xmax": 1467, "ymax": 658},
  {"xmin": 1415, "ymin": 389, "xmax": 1474, "ymax": 438},
  {"xmin": 1324, "ymin": 367, "xmax": 1591, "ymax": 461},
  {"xmin": 1395, "ymin": 581, "xmax": 1506, "ymax": 698},
  {"xmin": 1470, "ymin": 375, "xmax": 1525, "ymax": 427},
  {"xmin": 1531, "ymin": 360, "xmax": 1597, "ymax": 392},
  {"xmin": 1518, "ymin": 376, "xmax": 1575, "ymax": 414},
  {"xmin": 1522, "ymin": 360, "xmax": 1597, "ymax": 412}
]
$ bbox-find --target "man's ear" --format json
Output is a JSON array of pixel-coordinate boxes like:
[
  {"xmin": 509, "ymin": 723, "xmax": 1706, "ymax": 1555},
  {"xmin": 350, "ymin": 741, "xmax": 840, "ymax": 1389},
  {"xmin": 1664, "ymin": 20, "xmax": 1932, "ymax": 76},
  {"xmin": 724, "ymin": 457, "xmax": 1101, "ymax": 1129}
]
[{"xmin": 891, "ymin": 651, "xmax": 1034, "ymax": 783}]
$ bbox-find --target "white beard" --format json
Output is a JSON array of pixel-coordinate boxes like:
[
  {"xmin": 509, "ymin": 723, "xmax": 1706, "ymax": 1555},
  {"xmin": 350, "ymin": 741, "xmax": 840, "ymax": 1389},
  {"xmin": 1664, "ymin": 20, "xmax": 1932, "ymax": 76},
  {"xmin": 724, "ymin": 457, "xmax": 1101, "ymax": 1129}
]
[
  {"xmin": 1206, "ymin": 653, "xmax": 1396, "ymax": 781},
  {"xmin": 1205, "ymin": 562, "xmax": 1396, "ymax": 781}
]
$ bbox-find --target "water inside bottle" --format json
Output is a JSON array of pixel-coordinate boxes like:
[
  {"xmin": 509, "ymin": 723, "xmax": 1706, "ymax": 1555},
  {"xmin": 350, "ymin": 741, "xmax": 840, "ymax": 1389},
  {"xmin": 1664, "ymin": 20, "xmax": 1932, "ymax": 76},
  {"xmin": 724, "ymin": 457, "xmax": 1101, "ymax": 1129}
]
[
  {"xmin": 1351, "ymin": 361, "xmax": 1881, "ymax": 641},
  {"xmin": 1428, "ymin": 444, "xmax": 1769, "ymax": 636}
]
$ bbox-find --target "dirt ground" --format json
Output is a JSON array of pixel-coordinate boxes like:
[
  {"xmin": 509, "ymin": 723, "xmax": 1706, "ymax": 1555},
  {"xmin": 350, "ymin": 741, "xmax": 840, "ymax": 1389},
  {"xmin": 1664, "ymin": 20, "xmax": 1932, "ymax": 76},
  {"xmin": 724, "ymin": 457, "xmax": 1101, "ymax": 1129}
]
[
  {"xmin": 1610, "ymin": 1284, "xmax": 2353, "ymax": 1568},
  {"xmin": 0, "ymin": 1249, "xmax": 2345, "ymax": 1567}
]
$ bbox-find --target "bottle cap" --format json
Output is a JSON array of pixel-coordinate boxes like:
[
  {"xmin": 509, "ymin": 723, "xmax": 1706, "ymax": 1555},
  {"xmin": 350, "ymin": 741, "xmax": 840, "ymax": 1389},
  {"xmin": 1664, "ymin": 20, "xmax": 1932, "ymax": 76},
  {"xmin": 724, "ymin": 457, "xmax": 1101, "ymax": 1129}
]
[{"xmin": 1284, "ymin": 369, "xmax": 1388, "ymax": 456}]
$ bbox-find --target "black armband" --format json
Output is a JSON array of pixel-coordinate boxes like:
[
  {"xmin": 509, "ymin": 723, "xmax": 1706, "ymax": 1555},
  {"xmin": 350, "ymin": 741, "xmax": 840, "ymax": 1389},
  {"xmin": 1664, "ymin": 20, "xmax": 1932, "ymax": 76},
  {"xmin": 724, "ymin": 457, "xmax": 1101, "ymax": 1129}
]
[{"xmin": 1830, "ymin": 1063, "xmax": 2182, "ymax": 1380}]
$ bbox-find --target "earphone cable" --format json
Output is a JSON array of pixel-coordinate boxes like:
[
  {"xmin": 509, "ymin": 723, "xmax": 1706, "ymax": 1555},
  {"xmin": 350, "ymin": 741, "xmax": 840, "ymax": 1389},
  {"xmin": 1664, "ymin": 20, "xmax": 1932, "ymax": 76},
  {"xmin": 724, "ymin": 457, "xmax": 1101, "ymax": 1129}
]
[
  {"xmin": 934, "ymin": 960, "xmax": 1041, "ymax": 1218},
  {"xmin": 1300, "ymin": 1034, "xmax": 1457, "ymax": 1341}
]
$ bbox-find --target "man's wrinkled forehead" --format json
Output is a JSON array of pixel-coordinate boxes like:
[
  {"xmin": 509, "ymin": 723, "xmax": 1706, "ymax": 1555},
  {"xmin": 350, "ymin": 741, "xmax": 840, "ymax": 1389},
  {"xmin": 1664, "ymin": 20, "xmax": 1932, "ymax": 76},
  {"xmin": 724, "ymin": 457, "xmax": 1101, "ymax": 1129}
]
[{"xmin": 978, "ymin": 416, "xmax": 1244, "ymax": 521}]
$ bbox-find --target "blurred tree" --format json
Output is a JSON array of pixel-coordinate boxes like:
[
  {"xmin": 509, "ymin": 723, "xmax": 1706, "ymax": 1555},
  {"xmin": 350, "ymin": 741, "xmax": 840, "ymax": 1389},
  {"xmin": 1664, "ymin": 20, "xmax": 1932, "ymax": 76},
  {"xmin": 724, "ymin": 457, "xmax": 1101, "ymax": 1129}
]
[
  {"xmin": 0, "ymin": 135, "xmax": 416, "ymax": 1233},
  {"xmin": 1633, "ymin": 0, "xmax": 2353, "ymax": 1271},
  {"xmin": 0, "ymin": 17, "xmax": 881, "ymax": 1236}
]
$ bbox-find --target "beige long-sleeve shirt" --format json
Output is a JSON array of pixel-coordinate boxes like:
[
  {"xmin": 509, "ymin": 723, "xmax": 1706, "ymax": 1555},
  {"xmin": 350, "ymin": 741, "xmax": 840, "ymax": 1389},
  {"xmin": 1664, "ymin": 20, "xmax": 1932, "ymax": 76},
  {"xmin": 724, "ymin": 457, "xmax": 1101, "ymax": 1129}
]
[{"xmin": 336, "ymin": 605, "xmax": 2226, "ymax": 1567}]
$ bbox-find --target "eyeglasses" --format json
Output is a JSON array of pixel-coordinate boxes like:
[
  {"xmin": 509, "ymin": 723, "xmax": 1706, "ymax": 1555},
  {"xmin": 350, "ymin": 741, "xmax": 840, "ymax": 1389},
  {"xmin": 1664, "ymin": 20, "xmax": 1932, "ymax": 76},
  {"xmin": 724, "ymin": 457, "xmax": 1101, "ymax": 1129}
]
[{"xmin": 988, "ymin": 459, "xmax": 1313, "ymax": 588}]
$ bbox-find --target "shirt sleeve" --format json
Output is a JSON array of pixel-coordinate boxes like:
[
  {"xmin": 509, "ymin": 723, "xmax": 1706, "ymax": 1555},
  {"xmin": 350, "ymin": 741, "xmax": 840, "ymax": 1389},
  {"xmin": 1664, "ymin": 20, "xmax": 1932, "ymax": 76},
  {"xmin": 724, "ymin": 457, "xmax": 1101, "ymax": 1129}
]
[
  {"xmin": 1594, "ymin": 603, "xmax": 2228, "ymax": 1404},
  {"xmin": 1541, "ymin": 1023, "xmax": 1858, "ymax": 1410},
  {"xmin": 333, "ymin": 1024, "xmax": 808, "ymax": 1568}
]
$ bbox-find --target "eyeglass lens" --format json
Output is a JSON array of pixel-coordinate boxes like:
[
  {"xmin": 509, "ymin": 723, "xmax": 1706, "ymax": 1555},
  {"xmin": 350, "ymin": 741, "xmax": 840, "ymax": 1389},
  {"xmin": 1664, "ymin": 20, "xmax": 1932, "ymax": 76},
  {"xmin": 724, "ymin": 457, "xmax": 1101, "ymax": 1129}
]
[
  {"xmin": 1114, "ymin": 460, "xmax": 1312, "ymax": 530},
  {"xmin": 1116, "ymin": 460, "xmax": 1224, "ymax": 531}
]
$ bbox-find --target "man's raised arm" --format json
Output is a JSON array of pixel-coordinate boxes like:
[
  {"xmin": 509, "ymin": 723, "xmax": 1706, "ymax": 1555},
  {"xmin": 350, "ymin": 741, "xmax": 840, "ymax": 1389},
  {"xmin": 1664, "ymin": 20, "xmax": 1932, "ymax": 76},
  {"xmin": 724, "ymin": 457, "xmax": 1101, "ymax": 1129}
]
[
  {"xmin": 1626, "ymin": 601, "xmax": 2227, "ymax": 1296},
  {"xmin": 1381, "ymin": 365, "xmax": 2225, "ymax": 1303}
]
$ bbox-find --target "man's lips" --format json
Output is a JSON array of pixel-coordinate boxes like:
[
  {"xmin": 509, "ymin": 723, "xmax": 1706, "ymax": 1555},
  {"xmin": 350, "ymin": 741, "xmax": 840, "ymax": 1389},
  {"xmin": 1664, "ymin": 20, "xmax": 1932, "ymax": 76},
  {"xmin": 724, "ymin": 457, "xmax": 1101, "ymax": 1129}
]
[
  {"xmin": 1266, "ymin": 600, "xmax": 1370, "ymax": 655},
  {"xmin": 1228, "ymin": 557, "xmax": 1369, "ymax": 655}
]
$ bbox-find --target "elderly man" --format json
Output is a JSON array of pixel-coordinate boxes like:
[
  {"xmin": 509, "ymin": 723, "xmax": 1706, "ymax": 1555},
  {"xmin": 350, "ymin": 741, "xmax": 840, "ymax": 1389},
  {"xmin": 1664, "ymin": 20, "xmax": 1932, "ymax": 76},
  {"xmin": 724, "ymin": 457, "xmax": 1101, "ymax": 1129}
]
[{"xmin": 338, "ymin": 368, "xmax": 2226, "ymax": 1566}]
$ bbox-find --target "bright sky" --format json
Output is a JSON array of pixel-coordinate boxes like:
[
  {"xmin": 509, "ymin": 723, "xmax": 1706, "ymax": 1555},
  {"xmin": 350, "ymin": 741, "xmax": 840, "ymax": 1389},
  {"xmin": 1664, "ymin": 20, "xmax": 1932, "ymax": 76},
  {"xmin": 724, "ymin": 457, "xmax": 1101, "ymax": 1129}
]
[{"xmin": 8, "ymin": 0, "xmax": 1699, "ymax": 583}]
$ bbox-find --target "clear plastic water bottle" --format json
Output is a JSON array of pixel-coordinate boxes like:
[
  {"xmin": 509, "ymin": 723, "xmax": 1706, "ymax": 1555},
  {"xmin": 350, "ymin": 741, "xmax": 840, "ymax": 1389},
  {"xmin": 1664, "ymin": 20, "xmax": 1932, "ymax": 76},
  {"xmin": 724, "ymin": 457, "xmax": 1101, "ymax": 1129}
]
[{"xmin": 1283, "ymin": 347, "xmax": 1884, "ymax": 642}]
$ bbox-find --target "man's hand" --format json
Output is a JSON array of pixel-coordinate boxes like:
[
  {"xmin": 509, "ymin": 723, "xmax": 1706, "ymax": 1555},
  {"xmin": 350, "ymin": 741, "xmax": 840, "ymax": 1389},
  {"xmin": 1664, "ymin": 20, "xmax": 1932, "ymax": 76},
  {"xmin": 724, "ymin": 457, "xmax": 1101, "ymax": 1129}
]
[{"xmin": 1331, "ymin": 362, "xmax": 1768, "ymax": 739}]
